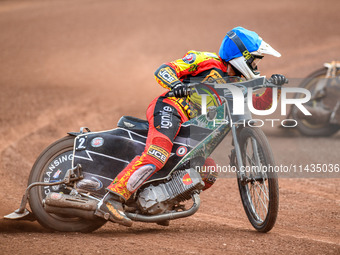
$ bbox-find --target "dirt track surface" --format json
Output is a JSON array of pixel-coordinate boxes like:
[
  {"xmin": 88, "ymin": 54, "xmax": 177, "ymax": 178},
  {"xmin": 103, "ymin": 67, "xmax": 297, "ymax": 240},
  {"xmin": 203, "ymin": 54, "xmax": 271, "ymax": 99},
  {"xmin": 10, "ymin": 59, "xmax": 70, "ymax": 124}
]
[{"xmin": 0, "ymin": 0, "xmax": 339, "ymax": 254}]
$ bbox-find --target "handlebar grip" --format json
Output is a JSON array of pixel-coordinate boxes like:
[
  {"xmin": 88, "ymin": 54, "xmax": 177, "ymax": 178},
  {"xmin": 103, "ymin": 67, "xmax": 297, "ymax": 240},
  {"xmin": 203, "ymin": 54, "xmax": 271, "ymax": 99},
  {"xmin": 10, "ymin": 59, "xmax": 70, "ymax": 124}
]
[
  {"xmin": 166, "ymin": 88, "xmax": 191, "ymax": 98},
  {"xmin": 167, "ymin": 90, "xmax": 175, "ymax": 97},
  {"xmin": 267, "ymin": 77, "xmax": 289, "ymax": 85}
]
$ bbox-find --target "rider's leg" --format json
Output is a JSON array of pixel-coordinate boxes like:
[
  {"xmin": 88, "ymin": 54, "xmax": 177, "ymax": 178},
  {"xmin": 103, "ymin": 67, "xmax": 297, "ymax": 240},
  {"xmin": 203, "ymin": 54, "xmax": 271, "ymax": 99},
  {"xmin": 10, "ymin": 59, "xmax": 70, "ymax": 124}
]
[{"xmin": 98, "ymin": 95, "xmax": 188, "ymax": 226}]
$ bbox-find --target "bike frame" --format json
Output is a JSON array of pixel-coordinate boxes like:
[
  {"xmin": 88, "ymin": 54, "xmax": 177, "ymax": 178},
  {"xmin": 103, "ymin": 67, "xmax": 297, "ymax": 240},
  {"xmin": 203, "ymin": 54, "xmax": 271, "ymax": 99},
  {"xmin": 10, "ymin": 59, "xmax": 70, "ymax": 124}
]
[
  {"xmin": 5, "ymin": 77, "xmax": 276, "ymax": 221},
  {"xmin": 313, "ymin": 61, "xmax": 340, "ymax": 92}
]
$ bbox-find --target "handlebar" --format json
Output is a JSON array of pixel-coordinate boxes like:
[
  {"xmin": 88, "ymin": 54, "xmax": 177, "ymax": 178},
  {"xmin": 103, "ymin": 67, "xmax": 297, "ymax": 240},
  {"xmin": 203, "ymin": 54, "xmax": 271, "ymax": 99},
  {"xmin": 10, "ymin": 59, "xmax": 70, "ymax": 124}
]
[
  {"xmin": 166, "ymin": 77, "xmax": 289, "ymax": 98},
  {"xmin": 251, "ymin": 77, "xmax": 289, "ymax": 90},
  {"xmin": 166, "ymin": 90, "xmax": 175, "ymax": 98}
]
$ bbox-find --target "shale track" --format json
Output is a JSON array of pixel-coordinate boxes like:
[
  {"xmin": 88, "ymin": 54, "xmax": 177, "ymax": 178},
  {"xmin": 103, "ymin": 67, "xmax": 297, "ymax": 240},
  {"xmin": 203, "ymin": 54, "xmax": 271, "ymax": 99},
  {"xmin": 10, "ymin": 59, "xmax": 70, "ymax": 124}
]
[{"xmin": 0, "ymin": 1, "xmax": 339, "ymax": 254}]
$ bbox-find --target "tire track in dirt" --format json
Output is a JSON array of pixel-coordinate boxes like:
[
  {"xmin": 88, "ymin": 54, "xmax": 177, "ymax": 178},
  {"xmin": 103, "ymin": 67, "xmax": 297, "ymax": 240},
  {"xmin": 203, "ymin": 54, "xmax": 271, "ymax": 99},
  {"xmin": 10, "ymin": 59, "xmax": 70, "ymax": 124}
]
[
  {"xmin": 280, "ymin": 179, "xmax": 340, "ymax": 202},
  {"xmin": 0, "ymin": 106, "xmax": 70, "ymax": 154},
  {"xmin": 1, "ymin": 0, "xmax": 340, "ymax": 254},
  {"xmin": 0, "ymin": 91, "xmax": 114, "ymax": 156},
  {"xmin": 190, "ymin": 212, "xmax": 339, "ymax": 246},
  {"xmin": 0, "ymin": 90, "xmax": 122, "ymax": 216}
]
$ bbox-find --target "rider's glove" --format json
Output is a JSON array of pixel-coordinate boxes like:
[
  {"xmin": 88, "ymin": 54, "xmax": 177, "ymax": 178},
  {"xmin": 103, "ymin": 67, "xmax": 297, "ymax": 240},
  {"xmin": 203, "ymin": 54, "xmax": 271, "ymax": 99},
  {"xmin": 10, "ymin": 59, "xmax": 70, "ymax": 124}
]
[
  {"xmin": 172, "ymin": 82, "xmax": 189, "ymax": 97},
  {"xmin": 270, "ymin": 74, "xmax": 288, "ymax": 86}
]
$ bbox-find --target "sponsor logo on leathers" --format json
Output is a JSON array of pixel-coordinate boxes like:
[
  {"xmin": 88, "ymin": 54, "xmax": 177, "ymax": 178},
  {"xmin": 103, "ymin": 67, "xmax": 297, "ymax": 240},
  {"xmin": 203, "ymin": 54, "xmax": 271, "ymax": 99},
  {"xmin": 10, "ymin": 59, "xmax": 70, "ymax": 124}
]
[
  {"xmin": 159, "ymin": 67, "xmax": 178, "ymax": 84},
  {"xmin": 147, "ymin": 145, "xmax": 169, "ymax": 163},
  {"xmin": 182, "ymin": 53, "xmax": 196, "ymax": 64},
  {"xmin": 160, "ymin": 106, "xmax": 173, "ymax": 129}
]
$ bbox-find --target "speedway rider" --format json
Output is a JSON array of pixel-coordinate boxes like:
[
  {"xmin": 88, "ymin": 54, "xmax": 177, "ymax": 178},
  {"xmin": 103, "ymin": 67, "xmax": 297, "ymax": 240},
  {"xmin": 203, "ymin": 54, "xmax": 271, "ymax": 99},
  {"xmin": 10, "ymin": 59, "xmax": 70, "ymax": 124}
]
[{"xmin": 97, "ymin": 27, "xmax": 287, "ymax": 226}]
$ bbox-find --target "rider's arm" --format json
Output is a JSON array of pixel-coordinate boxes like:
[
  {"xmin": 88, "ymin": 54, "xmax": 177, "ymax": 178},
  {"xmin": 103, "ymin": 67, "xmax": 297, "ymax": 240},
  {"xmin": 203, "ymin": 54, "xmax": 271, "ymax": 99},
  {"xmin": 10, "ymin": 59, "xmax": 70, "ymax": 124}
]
[
  {"xmin": 154, "ymin": 63, "xmax": 183, "ymax": 90},
  {"xmin": 154, "ymin": 51, "xmax": 199, "ymax": 89},
  {"xmin": 154, "ymin": 51, "xmax": 226, "ymax": 89}
]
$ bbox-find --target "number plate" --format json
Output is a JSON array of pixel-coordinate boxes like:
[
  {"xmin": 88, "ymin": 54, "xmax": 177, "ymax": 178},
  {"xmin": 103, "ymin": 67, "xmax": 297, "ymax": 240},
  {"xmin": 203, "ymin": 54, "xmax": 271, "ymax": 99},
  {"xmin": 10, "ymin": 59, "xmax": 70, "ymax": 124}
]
[{"xmin": 75, "ymin": 136, "xmax": 87, "ymax": 151}]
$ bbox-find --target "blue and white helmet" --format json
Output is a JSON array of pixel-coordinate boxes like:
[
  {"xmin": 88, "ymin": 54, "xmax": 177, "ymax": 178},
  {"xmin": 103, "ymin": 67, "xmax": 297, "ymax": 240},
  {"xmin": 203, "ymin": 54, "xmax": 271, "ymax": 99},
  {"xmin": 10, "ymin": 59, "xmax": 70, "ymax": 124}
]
[{"xmin": 219, "ymin": 27, "xmax": 281, "ymax": 80}]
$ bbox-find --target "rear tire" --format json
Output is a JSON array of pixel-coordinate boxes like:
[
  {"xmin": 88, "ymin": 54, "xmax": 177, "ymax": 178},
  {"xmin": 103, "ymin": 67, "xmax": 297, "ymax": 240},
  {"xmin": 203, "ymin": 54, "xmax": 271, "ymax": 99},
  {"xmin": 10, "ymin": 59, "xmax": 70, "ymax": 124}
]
[
  {"xmin": 291, "ymin": 67, "xmax": 340, "ymax": 136},
  {"xmin": 236, "ymin": 127, "xmax": 279, "ymax": 233},
  {"xmin": 28, "ymin": 136, "xmax": 106, "ymax": 232}
]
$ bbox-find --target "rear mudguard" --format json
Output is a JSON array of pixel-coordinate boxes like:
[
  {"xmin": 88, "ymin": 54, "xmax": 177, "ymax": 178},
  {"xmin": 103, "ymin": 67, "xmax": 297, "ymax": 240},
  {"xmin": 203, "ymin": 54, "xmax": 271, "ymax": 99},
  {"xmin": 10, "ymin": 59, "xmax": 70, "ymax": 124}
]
[{"xmin": 71, "ymin": 124, "xmax": 212, "ymax": 196}]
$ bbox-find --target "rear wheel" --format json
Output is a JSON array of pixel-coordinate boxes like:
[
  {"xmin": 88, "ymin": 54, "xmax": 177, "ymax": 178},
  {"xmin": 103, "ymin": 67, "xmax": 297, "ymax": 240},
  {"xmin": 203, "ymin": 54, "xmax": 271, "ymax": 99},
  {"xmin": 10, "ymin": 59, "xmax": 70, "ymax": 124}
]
[
  {"xmin": 28, "ymin": 136, "xmax": 106, "ymax": 232},
  {"xmin": 236, "ymin": 127, "xmax": 279, "ymax": 233},
  {"xmin": 291, "ymin": 67, "xmax": 340, "ymax": 136}
]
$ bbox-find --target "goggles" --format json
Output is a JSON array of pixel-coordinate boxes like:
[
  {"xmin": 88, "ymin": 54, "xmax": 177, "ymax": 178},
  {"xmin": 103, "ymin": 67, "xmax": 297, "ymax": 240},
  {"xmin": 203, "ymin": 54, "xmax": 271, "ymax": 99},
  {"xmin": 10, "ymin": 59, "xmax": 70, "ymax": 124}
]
[{"xmin": 249, "ymin": 55, "xmax": 263, "ymax": 70}]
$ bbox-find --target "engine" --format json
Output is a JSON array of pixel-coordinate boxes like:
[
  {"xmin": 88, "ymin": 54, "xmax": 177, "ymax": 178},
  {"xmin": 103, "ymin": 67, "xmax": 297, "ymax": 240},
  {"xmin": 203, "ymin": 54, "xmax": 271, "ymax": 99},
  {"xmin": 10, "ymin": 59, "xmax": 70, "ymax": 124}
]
[{"xmin": 137, "ymin": 168, "xmax": 204, "ymax": 215}]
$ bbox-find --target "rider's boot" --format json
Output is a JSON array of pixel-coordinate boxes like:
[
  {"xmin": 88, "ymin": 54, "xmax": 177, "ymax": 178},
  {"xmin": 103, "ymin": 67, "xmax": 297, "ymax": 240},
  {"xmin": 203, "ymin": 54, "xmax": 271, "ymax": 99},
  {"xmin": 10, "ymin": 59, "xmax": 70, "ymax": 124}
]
[{"xmin": 96, "ymin": 191, "xmax": 132, "ymax": 227}]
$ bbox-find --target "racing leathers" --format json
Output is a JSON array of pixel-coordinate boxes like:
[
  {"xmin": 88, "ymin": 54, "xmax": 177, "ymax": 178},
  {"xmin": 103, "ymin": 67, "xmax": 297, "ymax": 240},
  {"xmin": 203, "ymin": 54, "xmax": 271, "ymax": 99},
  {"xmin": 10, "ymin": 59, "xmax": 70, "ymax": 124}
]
[{"xmin": 106, "ymin": 50, "xmax": 277, "ymax": 202}]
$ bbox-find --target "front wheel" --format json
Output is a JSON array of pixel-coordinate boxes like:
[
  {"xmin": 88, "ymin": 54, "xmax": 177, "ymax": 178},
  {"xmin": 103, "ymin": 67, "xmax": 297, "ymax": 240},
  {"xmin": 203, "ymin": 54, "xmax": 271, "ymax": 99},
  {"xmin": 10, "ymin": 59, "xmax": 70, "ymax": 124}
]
[
  {"xmin": 235, "ymin": 127, "xmax": 279, "ymax": 233},
  {"xmin": 28, "ymin": 136, "xmax": 106, "ymax": 232}
]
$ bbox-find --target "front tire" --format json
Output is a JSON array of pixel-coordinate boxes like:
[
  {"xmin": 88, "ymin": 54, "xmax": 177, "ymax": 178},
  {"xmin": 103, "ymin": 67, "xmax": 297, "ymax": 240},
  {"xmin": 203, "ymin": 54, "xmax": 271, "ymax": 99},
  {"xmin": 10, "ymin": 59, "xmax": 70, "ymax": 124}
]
[
  {"xmin": 28, "ymin": 136, "xmax": 106, "ymax": 232},
  {"xmin": 236, "ymin": 127, "xmax": 279, "ymax": 233}
]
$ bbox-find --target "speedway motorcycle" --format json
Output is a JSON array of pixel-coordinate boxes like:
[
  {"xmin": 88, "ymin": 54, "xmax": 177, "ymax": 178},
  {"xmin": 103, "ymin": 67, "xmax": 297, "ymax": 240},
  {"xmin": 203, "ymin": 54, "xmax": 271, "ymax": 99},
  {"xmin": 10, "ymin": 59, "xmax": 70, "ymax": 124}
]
[
  {"xmin": 5, "ymin": 77, "xmax": 282, "ymax": 233},
  {"xmin": 289, "ymin": 61, "xmax": 340, "ymax": 136}
]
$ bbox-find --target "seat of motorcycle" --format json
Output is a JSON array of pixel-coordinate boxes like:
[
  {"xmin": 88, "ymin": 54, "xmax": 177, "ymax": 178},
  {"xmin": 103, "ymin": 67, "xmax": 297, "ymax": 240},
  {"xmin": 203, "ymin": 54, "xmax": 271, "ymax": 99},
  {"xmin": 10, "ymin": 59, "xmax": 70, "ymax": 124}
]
[{"xmin": 117, "ymin": 116, "xmax": 149, "ymax": 136}]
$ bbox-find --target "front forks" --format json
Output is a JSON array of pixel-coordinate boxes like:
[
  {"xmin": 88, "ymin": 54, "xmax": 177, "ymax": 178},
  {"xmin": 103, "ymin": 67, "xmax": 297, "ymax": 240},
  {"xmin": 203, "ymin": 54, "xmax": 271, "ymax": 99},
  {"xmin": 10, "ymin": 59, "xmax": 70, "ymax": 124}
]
[
  {"xmin": 230, "ymin": 124, "xmax": 254, "ymax": 186},
  {"xmin": 230, "ymin": 125, "xmax": 265, "ymax": 186},
  {"xmin": 231, "ymin": 125, "xmax": 246, "ymax": 183}
]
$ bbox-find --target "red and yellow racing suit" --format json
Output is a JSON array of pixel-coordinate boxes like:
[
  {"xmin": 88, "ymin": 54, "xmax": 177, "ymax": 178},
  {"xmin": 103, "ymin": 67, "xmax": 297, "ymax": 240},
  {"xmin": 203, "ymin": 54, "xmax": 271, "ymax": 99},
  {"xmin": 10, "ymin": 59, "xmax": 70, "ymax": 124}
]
[{"xmin": 107, "ymin": 50, "xmax": 276, "ymax": 201}]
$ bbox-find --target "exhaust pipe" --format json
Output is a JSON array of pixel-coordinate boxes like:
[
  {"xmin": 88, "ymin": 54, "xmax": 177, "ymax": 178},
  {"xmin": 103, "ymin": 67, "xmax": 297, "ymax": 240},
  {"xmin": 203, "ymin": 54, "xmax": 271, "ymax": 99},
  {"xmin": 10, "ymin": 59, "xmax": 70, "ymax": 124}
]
[
  {"xmin": 44, "ymin": 192, "xmax": 201, "ymax": 223},
  {"xmin": 125, "ymin": 193, "xmax": 201, "ymax": 223},
  {"xmin": 44, "ymin": 192, "xmax": 99, "ymax": 220},
  {"xmin": 44, "ymin": 205, "xmax": 98, "ymax": 220}
]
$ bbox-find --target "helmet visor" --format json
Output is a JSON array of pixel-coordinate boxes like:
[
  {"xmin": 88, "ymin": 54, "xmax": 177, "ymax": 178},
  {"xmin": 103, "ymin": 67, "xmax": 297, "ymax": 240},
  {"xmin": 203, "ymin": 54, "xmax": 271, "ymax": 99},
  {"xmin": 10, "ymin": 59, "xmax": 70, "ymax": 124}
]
[{"xmin": 253, "ymin": 40, "xmax": 281, "ymax": 57}]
